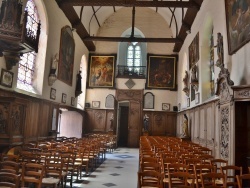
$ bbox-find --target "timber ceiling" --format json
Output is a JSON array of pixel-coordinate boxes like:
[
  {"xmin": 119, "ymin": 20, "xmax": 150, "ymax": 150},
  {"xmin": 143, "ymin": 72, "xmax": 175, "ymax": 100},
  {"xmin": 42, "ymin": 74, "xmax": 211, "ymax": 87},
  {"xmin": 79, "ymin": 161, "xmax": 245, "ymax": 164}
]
[{"xmin": 56, "ymin": 0, "xmax": 204, "ymax": 52}]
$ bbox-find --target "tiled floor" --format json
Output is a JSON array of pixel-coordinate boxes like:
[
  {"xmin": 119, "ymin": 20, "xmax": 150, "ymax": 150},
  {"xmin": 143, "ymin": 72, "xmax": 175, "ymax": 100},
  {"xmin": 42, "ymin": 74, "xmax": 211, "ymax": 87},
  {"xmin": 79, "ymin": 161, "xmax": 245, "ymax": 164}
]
[{"xmin": 68, "ymin": 148, "xmax": 139, "ymax": 188}]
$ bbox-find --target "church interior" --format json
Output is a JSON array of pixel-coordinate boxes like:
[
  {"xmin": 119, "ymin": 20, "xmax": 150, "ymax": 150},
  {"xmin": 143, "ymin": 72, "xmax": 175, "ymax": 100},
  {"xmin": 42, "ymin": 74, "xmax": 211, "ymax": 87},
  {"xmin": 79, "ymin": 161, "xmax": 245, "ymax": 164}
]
[{"xmin": 0, "ymin": 0, "xmax": 250, "ymax": 187}]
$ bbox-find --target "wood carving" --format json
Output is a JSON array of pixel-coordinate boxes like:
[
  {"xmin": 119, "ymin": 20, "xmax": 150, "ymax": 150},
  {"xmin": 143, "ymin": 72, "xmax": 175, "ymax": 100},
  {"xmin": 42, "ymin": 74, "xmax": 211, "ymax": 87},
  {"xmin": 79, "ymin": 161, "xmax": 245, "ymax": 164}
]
[
  {"xmin": 220, "ymin": 105, "xmax": 229, "ymax": 160},
  {"xmin": 183, "ymin": 70, "xmax": 189, "ymax": 96},
  {"xmin": 0, "ymin": 0, "xmax": 41, "ymax": 70}
]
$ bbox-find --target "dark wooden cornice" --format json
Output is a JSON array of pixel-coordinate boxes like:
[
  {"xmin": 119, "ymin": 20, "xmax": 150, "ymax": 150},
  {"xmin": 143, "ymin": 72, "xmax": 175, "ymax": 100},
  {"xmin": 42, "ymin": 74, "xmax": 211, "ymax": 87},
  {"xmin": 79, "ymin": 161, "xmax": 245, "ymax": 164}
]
[
  {"xmin": 83, "ymin": 36, "xmax": 183, "ymax": 43},
  {"xmin": 57, "ymin": 0, "xmax": 200, "ymax": 9}
]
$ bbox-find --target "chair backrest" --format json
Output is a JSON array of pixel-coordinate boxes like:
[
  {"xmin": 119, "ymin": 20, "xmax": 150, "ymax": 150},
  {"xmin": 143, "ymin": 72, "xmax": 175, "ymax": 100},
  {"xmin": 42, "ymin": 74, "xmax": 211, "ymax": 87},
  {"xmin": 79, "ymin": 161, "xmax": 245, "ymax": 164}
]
[
  {"xmin": 201, "ymin": 172, "xmax": 226, "ymax": 187},
  {"xmin": 236, "ymin": 174, "xmax": 250, "ymax": 188},
  {"xmin": 138, "ymin": 170, "xmax": 164, "ymax": 188},
  {"xmin": 1, "ymin": 154, "xmax": 19, "ymax": 162},
  {"xmin": 194, "ymin": 164, "xmax": 216, "ymax": 187},
  {"xmin": 220, "ymin": 165, "xmax": 242, "ymax": 187},
  {"xmin": 0, "ymin": 172, "xmax": 21, "ymax": 188},
  {"xmin": 210, "ymin": 158, "xmax": 228, "ymax": 173},
  {"xmin": 0, "ymin": 161, "xmax": 20, "ymax": 174},
  {"xmin": 141, "ymin": 162, "xmax": 162, "ymax": 172},
  {"xmin": 21, "ymin": 162, "xmax": 44, "ymax": 188},
  {"xmin": 169, "ymin": 171, "xmax": 195, "ymax": 188}
]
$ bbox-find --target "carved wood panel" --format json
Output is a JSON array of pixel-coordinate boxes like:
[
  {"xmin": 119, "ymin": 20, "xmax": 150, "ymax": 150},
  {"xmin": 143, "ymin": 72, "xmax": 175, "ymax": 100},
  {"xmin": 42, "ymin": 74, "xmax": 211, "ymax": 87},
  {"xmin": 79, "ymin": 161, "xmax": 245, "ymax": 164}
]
[
  {"xmin": 128, "ymin": 101, "xmax": 140, "ymax": 147},
  {"xmin": 152, "ymin": 113, "xmax": 165, "ymax": 136}
]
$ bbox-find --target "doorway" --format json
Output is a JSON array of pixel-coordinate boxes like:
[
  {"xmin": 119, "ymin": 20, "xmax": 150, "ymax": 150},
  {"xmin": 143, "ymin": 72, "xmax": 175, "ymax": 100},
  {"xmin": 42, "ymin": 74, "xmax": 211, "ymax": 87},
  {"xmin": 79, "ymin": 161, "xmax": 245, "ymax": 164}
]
[
  {"xmin": 118, "ymin": 102, "xmax": 129, "ymax": 147},
  {"xmin": 235, "ymin": 101, "xmax": 250, "ymax": 174}
]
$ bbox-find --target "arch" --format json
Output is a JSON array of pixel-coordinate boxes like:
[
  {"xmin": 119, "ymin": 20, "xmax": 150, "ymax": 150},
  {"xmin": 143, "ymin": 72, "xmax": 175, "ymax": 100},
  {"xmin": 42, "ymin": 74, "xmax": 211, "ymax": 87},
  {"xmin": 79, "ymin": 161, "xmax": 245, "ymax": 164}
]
[{"xmin": 118, "ymin": 27, "xmax": 147, "ymax": 67}]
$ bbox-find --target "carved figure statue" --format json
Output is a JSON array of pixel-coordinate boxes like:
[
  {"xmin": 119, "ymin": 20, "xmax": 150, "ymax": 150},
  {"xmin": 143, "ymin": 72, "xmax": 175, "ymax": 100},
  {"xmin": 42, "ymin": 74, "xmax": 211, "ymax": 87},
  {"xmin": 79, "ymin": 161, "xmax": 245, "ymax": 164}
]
[
  {"xmin": 215, "ymin": 32, "xmax": 224, "ymax": 68},
  {"xmin": 183, "ymin": 70, "xmax": 189, "ymax": 96},
  {"xmin": 182, "ymin": 114, "xmax": 189, "ymax": 138},
  {"xmin": 109, "ymin": 113, "xmax": 114, "ymax": 130},
  {"xmin": 143, "ymin": 114, "xmax": 149, "ymax": 132}
]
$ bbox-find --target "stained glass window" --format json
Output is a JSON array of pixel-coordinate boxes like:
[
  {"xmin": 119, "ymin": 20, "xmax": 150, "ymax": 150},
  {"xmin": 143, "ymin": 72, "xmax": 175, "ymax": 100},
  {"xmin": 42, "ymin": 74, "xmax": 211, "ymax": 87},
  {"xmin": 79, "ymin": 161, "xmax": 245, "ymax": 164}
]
[{"xmin": 17, "ymin": 0, "xmax": 39, "ymax": 93}]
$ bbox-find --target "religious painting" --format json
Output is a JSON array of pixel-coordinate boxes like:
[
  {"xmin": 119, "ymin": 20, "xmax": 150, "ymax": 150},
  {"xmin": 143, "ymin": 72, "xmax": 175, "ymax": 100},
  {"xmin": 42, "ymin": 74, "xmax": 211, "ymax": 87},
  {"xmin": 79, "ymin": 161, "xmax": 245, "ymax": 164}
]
[
  {"xmin": 58, "ymin": 26, "xmax": 75, "ymax": 86},
  {"xmin": 0, "ymin": 69, "xmax": 13, "ymax": 88},
  {"xmin": 88, "ymin": 54, "xmax": 116, "ymax": 88},
  {"xmin": 189, "ymin": 32, "xmax": 199, "ymax": 69},
  {"xmin": 225, "ymin": 0, "xmax": 250, "ymax": 54},
  {"xmin": 146, "ymin": 54, "xmax": 178, "ymax": 90}
]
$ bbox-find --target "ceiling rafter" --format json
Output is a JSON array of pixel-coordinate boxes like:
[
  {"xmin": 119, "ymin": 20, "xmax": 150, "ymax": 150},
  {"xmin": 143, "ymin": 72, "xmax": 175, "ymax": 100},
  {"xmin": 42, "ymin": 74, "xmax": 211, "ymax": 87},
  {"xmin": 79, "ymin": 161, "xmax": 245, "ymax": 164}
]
[
  {"xmin": 57, "ymin": 0, "xmax": 200, "ymax": 9},
  {"xmin": 92, "ymin": 6, "xmax": 101, "ymax": 27},
  {"xmin": 56, "ymin": 0, "xmax": 203, "ymax": 52}
]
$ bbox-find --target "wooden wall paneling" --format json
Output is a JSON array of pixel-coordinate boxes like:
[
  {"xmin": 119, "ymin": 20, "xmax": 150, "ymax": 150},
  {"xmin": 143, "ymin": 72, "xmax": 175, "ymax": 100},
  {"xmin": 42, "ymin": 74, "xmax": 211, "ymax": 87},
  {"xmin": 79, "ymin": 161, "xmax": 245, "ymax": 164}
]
[
  {"xmin": 205, "ymin": 103, "xmax": 215, "ymax": 149},
  {"xmin": 189, "ymin": 109, "xmax": 195, "ymax": 142},
  {"xmin": 24, "ymin": 99, "xmax": 40, "ymax": 143},
  {"xmin": 199, "ymin": 106, "xmax": 206, "ymax": 146},
  {"xmin": 152, "ymin": 112, "xmax": 165, "ymax": 136},
  {"xmin": 194, "ymin": 108, "xmax": 200, "ymax": 143},
  {"xmin": 92, "ymin": 109, "xmax": 106, "ymax": 132},
  {"xmin": 166, "ymin": 113, "xmax": 177, "ymax": 136},
  {"xmin": 38, "ymin": 101, "xmax": 52, "ymax": 137}
]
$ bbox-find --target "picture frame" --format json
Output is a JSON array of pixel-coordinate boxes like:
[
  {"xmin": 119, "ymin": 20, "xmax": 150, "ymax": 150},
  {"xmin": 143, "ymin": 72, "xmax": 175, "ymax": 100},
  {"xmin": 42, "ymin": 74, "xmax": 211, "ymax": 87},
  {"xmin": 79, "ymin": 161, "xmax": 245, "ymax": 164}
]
[
  {"xmin": 58, "ymin": 25, "xmax": 75, "ymax": 86},
  {"xmin": 195, "ymin": 93, "xmax": 200, "ymax": 104},
  {"xmin": 146, "ymin": 54, "xmax": 178, "ymax": 90},
  {"xmin": 162, "ymin": 103, "xmax": 170, "ymax": 111},
  {"xmin": 87, "ymin": 54, "xmax": 116, "ymax": 88},
  {"xmin": 92, "ymin": 101, "xmax": 100, "ymax": 108},
  {"xmin": 50, "ymin": 88, "xmax": 56, "ymax": 100},
  {"xmin": 0, "ymin": 69, "xmax": 13, "ymax": 88},
  {"xmin": 105, "ymin": 94, "xmax": 115, "ymax": 109},
  {"xmin": 61, "ymin": 93, "xmax": 67, "ymax": 103},
  {"xmin": 225, "ymin": 0, "xmax": 250, "ymax": 55},
  {"xmin": 189, "ymin": 32, "xmax": 199, "ymax": 70},
  {"xmin": 71, "ymin": 97, "xmax": 75, "ymax": 106},
  {"xmin": 143, "ymin": 92, "xmax": 154, "ymax": 109},
  {"xmin": 187, "ymin": 98, "xmax": 190, "ymax": 107}
]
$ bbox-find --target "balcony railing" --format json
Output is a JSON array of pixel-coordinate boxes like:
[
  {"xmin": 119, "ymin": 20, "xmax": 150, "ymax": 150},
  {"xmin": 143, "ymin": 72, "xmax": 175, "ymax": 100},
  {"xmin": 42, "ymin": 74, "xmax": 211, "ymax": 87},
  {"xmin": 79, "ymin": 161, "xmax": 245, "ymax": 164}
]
[{"xmin": 116, "ymin": 65, "xmax": 146, "ymax": 79}]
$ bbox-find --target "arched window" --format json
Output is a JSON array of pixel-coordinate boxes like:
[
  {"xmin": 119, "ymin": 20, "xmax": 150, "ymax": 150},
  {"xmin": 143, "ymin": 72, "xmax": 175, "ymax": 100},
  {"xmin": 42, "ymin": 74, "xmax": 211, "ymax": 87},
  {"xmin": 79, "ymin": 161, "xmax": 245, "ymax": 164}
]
[
  {"xmin": 17, "ymin": 0, "xmax": 39, "ymax": 93},
  {"xmin": 126, "ymin": 42, "xmax": 142, "ymax": 73}
]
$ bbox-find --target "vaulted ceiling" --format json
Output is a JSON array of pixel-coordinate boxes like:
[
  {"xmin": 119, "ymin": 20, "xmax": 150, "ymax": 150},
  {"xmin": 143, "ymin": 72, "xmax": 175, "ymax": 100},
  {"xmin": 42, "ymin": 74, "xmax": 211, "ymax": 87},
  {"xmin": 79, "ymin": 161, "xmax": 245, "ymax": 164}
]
[{"xmin": 56, "ymin": 0, "xmax": 204, "ymax": 52}]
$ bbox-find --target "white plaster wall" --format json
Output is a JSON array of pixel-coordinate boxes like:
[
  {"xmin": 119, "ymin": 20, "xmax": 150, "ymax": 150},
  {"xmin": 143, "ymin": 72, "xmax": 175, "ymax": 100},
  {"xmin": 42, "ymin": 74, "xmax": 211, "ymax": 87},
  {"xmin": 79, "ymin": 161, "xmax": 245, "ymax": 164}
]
[{"xmin": 42, "ymin": 0, "xmax": 89, "ymax": 105}]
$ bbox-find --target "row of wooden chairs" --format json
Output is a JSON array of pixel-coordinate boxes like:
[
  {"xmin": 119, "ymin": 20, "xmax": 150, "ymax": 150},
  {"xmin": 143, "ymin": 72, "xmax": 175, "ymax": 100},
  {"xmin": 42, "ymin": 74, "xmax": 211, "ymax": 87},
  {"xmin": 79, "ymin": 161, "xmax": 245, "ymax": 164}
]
[{"xmin": 138, "ymin": 136, "xmax": 250, "ymax": 188}]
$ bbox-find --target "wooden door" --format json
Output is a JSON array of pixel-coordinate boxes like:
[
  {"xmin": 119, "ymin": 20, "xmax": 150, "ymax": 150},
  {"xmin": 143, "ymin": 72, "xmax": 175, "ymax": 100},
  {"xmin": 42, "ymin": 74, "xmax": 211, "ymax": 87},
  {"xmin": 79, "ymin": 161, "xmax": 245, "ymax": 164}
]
[{"xmin": 128, "ymin": 101, "xmax": 141, "ymax": 147}]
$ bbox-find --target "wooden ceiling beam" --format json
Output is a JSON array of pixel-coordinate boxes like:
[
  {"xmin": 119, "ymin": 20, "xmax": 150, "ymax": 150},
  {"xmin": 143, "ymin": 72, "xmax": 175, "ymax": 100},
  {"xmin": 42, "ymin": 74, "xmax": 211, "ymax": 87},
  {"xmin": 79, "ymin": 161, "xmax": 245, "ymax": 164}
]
[
  {"xmin": 57, "ymin": 0, "xmax": 200, "ymax": 9},
  {"xmin": 83, "ymin": 36, "xmax": 183, "ymax": 43}
]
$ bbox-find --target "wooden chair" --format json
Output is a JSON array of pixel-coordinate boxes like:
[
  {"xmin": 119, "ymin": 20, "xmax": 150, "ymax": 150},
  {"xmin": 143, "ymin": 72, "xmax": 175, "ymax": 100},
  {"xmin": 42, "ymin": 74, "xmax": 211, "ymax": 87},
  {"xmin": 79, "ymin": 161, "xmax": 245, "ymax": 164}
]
[
  {"xmin": 236, "ymin": 174, "xmax": 250, "ymax": 188},
  {"xmin": 210, "ymin": 159, "xmax": 228, "ymax": 173},
  {"xmin": 197, "ymin": 154, "xmax": 214, "ymax": 164},
  {"xmin": 0, "ymin": 172, "xmax": 21, "ymax": 188},
  {"xmin": 201, "ymin": 172, "xmax": 226, "ymax": 188},
  {"xmin": 141, "ymin": 162, "xmax": 162, "ymax": 172},
  {"xmin": 0, "ymin": 161, "xmax": 20, "ymax": 174},
  {"xmin": 164, "ymin": 163, "xmax": 190, "ymax": 187},
  {"xmin": 220, "ymin": 165, "xmax": 242, "ymax": 187},
  {"xmin": 21, "ymin": 162, "xmax": 45, "ymax": 188},
  {"xmin": 42, "ymin": 157, "xmax": 64, "ymax": 188},
  {"xmin": 192, "ymin": 164, "xmax": 216, "ymax": 188},
  {"xmin": 138, "ymin": 170, "xmax": 164, "ymax": 188},
  {"xmin": 169, "ymin": 171, "xmax": 195, "ymax": 188}
]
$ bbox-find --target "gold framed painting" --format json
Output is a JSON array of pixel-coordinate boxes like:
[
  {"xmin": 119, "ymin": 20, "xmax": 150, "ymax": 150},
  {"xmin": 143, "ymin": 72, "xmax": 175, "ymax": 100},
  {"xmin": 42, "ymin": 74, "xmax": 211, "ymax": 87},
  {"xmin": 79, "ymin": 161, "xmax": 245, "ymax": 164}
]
[
  {"xmin": 87, "ymin": 54, "xmax": 116, "ymax": 88},
  {"xmin": 58, "ymin": 25, "xmax": 75, "ymax": 86},
  {"xmin": 146, "ymin": 54, "xmax": 178, "ymax": 90},
  {"xmin": 225, "ymin": 0, "xmax": 250, "ymax": 54}
]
